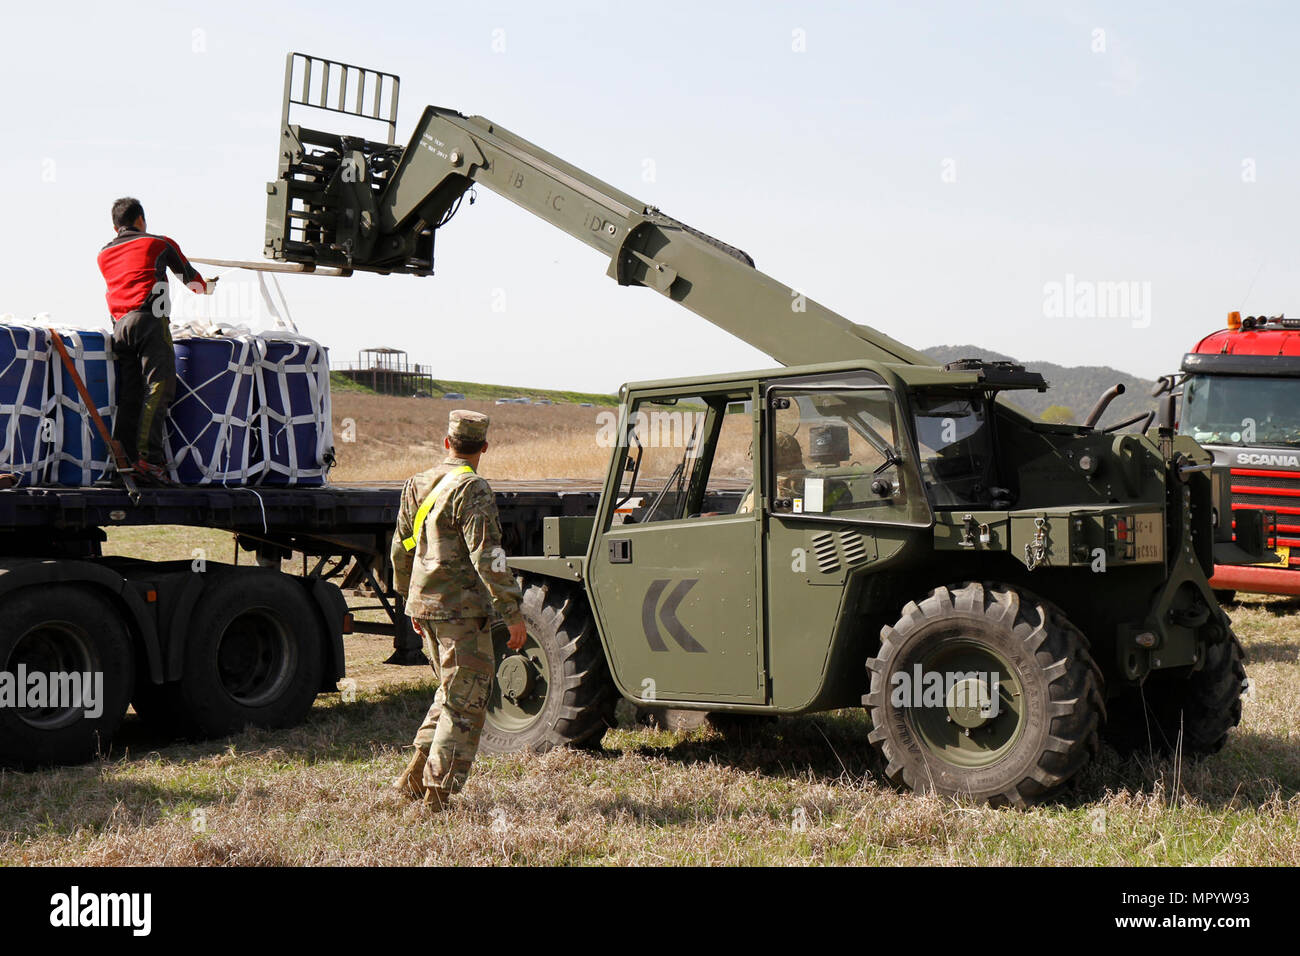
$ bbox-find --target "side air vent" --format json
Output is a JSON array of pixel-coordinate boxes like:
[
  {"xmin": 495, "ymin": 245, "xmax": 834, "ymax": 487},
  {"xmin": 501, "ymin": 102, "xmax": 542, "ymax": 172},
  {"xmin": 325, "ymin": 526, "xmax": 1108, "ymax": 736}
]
[
  {"xmin": 840, "ymin": 532, "xmax": 870, "ymax": 566},
  {"xmin": 811, "ymin": 532, "xmax": 840, "ymax": 574}
]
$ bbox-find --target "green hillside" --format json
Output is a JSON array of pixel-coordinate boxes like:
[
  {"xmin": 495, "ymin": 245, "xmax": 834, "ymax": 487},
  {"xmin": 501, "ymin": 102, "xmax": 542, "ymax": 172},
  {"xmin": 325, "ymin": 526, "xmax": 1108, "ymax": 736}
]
[
  {"xmin": 329, "ymin": 371, "xmax": 618, "ymax": 406},
  {"xmin": 334, "ymin": 350, "xmax": 1160, "ymax": 427}
]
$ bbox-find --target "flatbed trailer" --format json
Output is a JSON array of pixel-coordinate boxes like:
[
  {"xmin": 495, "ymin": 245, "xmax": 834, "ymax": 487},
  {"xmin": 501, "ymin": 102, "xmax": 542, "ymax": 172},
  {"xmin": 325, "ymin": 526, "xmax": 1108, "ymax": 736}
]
[{"xmin": 0, "ymin": 479, "xmax": 739, "ymax": 767}]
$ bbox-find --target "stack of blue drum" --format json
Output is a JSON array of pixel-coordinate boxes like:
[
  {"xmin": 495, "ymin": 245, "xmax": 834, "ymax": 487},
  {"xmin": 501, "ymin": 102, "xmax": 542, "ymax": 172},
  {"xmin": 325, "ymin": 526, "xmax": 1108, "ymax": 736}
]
[
  {"xmin": 0, "ymin": 322, "xmax": 333, "ymax": 487},
  {"xmin": 0, "ymin": 325, "xmax": 53, "ymax": 486}
]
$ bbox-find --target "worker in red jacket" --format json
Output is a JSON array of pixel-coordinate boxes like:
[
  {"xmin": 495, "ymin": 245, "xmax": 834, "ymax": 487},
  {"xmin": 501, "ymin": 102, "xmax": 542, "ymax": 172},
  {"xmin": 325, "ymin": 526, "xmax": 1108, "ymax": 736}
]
[{"xmin": 96, "ymin": 198, "xmax": 215, "ymax": 483}]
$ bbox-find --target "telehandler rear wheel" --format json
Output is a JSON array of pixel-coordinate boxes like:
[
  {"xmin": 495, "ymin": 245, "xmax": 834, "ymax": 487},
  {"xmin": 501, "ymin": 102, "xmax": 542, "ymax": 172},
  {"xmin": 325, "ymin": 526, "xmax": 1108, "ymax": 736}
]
[
  {"xmin": 1104, "ymin": 629, "xmax": 1246, "ymax": 756},
  {"xmin": 479, "ymin": 579, "xmax": 617, "ymax": 755},
  {"xmin": 865, "ymin": 581, "xmax": 1104, "ymax": 808}
]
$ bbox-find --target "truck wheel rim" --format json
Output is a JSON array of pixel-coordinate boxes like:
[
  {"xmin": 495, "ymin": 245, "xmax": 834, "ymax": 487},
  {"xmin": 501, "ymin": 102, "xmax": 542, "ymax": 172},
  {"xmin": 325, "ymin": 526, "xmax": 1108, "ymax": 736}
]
[
  {"xmin": 8, "ymin": 623, "xmax": 96, "ymax": 730},
  {"xmin": 486, "ymin": 629, "xmax": 550, "ymax": 734},
  {"xmin": 216, "ymin": 609, "xmax": 294, "ymax": 707},
  {"xmin": 907, "ymin": 638, "xmax": 1024, "ymax": 770}
]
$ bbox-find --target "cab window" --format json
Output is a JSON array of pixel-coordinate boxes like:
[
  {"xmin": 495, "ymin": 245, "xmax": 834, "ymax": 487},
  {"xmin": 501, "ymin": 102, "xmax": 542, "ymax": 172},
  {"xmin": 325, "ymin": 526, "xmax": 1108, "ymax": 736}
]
[
  {"xmin": 614, "ymin": 392, "xmax": 754, "ymax": 523},
  {"xmin": 767, "ymin": 387, "xmax": 930, "ymax": 525}
]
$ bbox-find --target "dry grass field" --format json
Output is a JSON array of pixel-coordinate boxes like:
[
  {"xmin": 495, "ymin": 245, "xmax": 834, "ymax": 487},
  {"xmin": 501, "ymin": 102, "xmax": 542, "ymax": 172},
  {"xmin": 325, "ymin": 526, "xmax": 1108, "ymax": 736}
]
[
  {"xmin": 328, "ymin": 393, "xmax": 619, "ymax": 483},
  {"xmin": 1, "ymin": 394, "xmax": 1297, "ymax": 866}
]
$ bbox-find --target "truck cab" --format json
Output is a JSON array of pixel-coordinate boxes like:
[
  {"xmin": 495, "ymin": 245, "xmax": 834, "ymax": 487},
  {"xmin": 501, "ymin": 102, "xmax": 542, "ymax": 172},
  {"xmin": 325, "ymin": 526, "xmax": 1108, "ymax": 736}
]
[{"xmin": 1178, "ymin": 312, "xmax": 1300, "ymax": 595}]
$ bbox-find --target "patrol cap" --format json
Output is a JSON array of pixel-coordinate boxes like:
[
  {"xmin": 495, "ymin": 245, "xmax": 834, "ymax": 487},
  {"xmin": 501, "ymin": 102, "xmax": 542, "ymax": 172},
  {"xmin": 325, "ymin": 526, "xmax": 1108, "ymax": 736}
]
[
  {"xmin": 774, "ymin": 431, "xmax": 803, "ymax": 469},
  {"xmin": 448, "ymin": 409, "xmax": 490, "ymax": 442}
]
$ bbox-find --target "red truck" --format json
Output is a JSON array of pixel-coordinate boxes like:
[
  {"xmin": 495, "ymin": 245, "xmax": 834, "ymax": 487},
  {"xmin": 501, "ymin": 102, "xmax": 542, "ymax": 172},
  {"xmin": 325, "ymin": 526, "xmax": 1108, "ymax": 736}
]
[{"xmin": 1177, "ymin": 312, "xmax": 1299, "ymax": 597}]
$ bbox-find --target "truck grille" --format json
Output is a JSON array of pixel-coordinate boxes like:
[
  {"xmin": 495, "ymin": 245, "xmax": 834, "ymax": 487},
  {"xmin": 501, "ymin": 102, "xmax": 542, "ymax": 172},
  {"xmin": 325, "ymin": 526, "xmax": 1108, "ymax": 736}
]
[{"xmin": 1230, "ymin": 467, "xmax": 1300, "ymax": 560}]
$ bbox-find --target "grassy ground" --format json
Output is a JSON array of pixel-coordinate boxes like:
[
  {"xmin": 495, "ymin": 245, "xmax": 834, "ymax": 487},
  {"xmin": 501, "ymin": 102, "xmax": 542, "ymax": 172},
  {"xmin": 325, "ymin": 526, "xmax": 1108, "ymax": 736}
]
[
  {"xmin": 3, "ymin": 396, "xmax": 1296, "ymax": 865},
  {"xmin": 1, "ymin": 557, "xmax": 1296, "ymax": 864},
  {"xmin": 328, "ymin": 392, "xmax": 619, "ymax": 483}
]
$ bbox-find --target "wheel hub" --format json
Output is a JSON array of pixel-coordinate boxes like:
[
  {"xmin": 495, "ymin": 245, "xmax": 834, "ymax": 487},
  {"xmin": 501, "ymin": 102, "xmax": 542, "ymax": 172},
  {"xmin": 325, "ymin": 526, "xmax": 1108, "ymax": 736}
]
[
  {"xmin": 946, "ymin": 676, "xmax": 993, "ymax": 729},
  {"xmin": 497, "ymin": 654, "xmax": 535, "ymax": 703}
]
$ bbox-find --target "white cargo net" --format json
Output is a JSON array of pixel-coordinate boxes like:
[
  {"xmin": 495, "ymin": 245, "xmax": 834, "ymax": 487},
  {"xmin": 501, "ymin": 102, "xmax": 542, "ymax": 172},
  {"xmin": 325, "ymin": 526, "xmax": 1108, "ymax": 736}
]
[
  {"xmin": 0, "ymin": 324, "xmax": 54, "ymax": 483},
  {"xmin": 166, "ymin": 320, "xmax": 333, "ymax": 486},
  {"xmin": 48, "ymin": 327, "xmax": 117, "ymax": 486},
  {"xmin": 256, "ymin": 332, "xmax": 334, "ymax": 485},
  {"xmin": 163, "ymin": 332, "xmax": 262, "ymax": 485}
]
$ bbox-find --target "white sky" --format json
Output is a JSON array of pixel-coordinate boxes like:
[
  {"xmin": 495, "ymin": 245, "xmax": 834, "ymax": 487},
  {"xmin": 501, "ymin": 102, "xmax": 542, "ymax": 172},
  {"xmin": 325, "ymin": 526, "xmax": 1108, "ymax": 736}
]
[{"xmin": 3, "ymin": 0, "xmax": 1298, "ymax": 392}]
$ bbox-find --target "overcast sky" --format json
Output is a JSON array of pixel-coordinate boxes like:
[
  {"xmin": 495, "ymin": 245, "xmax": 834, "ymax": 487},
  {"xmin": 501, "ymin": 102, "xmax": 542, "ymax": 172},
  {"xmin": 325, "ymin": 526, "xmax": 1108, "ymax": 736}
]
[{"xmin": 3, "ymin": 1, "xmax": 1297, "ymax": 393}]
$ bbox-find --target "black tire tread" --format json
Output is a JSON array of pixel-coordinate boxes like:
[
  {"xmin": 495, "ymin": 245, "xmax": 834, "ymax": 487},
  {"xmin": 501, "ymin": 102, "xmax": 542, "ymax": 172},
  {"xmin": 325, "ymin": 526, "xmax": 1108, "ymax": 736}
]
[
  {"xmin": 1107, "ymin": 629, "xmax": 1246, "ymax": 756},
  {"xmin": 496, "ymin": 578, "xmax": 617, "ymax": 753},
  {"xmin": 865, "ymin": 581, "xmax": 1105, "ymax": 808}
]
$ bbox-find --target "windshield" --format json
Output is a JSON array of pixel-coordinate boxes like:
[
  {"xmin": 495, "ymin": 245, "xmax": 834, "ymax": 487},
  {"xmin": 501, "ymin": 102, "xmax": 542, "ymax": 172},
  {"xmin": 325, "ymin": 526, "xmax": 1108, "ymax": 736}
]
[
  {"xmin": 1181, "ymin": 374, "xmax": 1300, "ymax": 447},
  {"xmin": 912, "ymin": 393, "xmax": 998, "ymax": 508}
]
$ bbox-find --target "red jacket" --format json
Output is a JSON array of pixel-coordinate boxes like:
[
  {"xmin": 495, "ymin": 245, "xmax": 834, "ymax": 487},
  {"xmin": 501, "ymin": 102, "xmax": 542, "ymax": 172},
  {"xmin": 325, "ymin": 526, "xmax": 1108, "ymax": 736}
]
[{"xmin": 97, "ymin": 228, "xmax": 206, "ymax": 320}]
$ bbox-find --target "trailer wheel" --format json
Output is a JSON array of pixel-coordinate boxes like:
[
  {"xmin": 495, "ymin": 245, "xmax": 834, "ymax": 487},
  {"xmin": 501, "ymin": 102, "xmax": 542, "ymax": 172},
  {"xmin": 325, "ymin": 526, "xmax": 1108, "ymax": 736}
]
[
  {"xmin": 1104, "ymin": 628, "xmax": 1246, "ymax": 756},
  {"xmin": 479, "ymin": 579, "xmax": 617, "ymax": 755},
  {"xmin": 172, "ymin": 571, "xmax": 324, "ymax": 737},
  {"xmin": 865, "ymin": 581, "xmax": 1105, "ymax": 808},
  {"xmin": 0, "ymin": 585, "xmax": 135, "ymax": 767}
]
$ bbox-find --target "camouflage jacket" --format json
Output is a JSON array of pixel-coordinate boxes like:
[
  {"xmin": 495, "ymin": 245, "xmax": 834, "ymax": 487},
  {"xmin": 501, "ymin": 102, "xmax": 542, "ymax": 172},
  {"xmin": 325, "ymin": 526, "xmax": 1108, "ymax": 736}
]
[{"xmin": 390, "ymin": 456, "xmax": 524, "ymax": 626}]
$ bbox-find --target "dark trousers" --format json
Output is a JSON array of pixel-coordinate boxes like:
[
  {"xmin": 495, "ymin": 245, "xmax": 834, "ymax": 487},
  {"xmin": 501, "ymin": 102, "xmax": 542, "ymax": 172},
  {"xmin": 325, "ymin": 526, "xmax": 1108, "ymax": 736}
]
[{"xmin": 111, "ymin": 310, "xmax": 175, "ymax": 465}]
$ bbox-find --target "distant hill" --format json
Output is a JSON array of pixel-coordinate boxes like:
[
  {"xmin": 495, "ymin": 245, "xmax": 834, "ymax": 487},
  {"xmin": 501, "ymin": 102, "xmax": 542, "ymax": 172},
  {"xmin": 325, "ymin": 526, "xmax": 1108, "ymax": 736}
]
[
  {"xmin": 329, "ymin": 371, "xmax": 619, "ymax": 407},
  {"xmin": 923, "ymin": 345, "xmax": 1158, "ymax": 426},
  {"xmin": 330, "ymin": 350, "xmax": 1158, "ymax": 425}
]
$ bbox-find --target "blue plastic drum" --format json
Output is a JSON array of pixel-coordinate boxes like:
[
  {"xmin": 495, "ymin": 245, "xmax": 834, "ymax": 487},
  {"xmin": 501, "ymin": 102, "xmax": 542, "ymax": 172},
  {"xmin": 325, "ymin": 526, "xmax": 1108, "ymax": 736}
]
[
  {"xmin": 51, "ymin": 330, "xmax": 116, "ymax": 486},
  {"xmin": 257, "ymin": 337, "xmax": 332, "ymax": 486},
  {"xmin": 0, "ymin": 325, "xmax": 51, "ymax": 485},
  {"xmin": 166, "ymin": 336, "xmax": 259, "ymax": 484}
]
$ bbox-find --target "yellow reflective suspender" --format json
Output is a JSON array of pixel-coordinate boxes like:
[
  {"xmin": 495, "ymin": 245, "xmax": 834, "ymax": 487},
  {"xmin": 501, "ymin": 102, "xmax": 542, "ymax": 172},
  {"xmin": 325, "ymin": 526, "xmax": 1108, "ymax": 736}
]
[{"xmin": 402, "ymin": 465, "xmax": 473, "ymax": 552}]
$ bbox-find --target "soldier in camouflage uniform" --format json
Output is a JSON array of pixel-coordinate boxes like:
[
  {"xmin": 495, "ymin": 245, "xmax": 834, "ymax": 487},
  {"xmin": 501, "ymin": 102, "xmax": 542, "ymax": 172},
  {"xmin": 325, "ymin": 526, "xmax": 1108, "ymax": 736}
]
[{"xmin": 389, "ymin": 410, "xmax": 526, "ymax": 811}]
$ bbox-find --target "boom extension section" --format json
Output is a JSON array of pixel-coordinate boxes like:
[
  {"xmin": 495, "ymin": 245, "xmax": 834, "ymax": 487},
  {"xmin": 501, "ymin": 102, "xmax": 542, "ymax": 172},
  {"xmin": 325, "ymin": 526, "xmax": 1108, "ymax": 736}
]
[{"xmin": 264, "ymin": 52, "xmax": 933, "ymax": 369}]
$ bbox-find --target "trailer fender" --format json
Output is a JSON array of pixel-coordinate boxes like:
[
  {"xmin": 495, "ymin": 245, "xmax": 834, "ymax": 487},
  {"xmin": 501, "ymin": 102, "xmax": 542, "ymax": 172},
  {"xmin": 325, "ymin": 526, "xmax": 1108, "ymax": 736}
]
[
  {"xmin": 161, "ymin": 572, "xmax": 211, "ymax": 682},
  {"xmin": 0, "ymin": 559, "xmax": 164, "ymax": 683},
  {"xmin": 306, "ymin": 576, "xmax": 348, "ymax": 690}
]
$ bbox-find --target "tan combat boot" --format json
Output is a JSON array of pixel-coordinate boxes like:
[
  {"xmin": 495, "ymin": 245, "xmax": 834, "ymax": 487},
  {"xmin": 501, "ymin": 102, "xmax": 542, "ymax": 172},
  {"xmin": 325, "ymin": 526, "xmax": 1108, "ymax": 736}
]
[
  {"xmin": 421, "ymin": 787, "xmax": 452, "ymax": 813},
  {"xmin": 391, "ymin": 749, "xmax": 429, "ymax": 800}
]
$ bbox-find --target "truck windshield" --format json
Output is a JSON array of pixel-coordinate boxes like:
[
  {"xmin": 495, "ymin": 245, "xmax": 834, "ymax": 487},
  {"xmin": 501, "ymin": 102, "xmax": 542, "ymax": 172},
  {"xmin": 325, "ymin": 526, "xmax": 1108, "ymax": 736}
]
[
  {"xmin": 1181, "ymin": 374, "xmax": 1300, "ymax": 447},
  {"xmin": 911, "ymin": 394, "xmax": 998, "ymax": 508}
]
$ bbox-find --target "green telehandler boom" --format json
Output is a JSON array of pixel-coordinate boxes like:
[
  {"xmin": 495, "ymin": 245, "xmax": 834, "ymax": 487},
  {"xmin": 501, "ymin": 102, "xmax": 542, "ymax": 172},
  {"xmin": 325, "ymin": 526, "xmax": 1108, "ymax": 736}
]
[
  {"xmin": 263, "ymin": 53, "xmax": 1251, "ymax": 806},
  {"xmin": 263, "ymin": 54, "xmax": 930, "ymax": 369}
]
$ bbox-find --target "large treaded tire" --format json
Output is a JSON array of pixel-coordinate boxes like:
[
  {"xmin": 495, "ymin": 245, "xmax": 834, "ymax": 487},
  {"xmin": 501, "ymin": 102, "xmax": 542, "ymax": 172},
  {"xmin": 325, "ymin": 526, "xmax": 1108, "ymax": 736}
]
[
  {"xmin": 164, "ymin": 570, "xmax": 325, "ymax": 738},
  {"xmin": 1104, "ymin": 629, "xmax": 1246, "ymax": 756},
  {"xmin": 865, "ymin": 581, "xmax": 1105, "ymax": 808},
  {"xmin": 479, "ymin": 579, "xmax": 617, "ymax": 755},
  {"xmin": 0, "ymin": 585, "xmax": 135, "ymax": 768}
]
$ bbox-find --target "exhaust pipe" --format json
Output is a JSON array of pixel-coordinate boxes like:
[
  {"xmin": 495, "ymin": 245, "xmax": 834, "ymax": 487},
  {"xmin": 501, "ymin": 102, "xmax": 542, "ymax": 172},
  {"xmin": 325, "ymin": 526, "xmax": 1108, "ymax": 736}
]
[{"xmin": 1084, "ymin": 383, "xmax": 1125, "ymax": 429}]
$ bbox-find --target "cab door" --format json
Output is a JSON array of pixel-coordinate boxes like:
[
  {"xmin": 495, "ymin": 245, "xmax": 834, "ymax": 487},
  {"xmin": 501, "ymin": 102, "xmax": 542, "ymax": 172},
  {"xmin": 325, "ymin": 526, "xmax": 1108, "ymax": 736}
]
[{"xmin": 586, "ymin": 387, "xmax": 766, "ymax": 704}]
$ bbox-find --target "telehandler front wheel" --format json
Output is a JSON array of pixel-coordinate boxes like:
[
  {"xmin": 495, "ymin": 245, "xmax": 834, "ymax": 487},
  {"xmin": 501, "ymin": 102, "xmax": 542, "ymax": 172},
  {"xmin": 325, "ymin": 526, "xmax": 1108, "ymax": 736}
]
[
  {"xmin": 865, "ymin": 581, "xmax": 1104, "ymax": 808},
  {"xmin": 479, "ymin": 579, "xmax": 617, "ymax": 755}
]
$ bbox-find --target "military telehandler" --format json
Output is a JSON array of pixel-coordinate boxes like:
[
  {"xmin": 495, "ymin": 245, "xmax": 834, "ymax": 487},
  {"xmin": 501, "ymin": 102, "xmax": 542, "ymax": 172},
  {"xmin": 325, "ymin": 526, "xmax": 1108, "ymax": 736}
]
[{"xmin": 260, "ymin": 53, "xmax": 1250, "ymax": 805}]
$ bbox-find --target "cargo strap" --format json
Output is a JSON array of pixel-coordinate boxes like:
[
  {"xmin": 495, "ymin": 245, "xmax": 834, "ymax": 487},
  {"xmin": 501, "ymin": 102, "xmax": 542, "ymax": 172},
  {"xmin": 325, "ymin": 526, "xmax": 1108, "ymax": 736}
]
[
  {"xmin": 403, "ymin": 465, "xmax": 473, "ymax": 552},
  {"xmin": 49, "ymin": 328, "xmax": 141, "ymax": 505}
]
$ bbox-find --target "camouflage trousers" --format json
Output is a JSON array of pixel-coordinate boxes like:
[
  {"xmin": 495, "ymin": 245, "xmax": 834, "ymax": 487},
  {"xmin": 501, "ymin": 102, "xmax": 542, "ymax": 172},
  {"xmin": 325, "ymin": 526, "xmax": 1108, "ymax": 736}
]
[{"xmin": 412, "ymin": 616, "xmax": 495, "ymax": 796}]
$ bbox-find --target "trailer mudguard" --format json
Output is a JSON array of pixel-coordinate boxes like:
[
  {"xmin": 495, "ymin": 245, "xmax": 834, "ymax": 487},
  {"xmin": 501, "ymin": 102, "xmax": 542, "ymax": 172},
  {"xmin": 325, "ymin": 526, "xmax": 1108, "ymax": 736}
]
[{"xmin": 0, "ymin": 558, "xmax": 164, "ymax": 682}]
